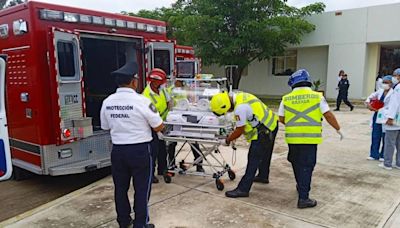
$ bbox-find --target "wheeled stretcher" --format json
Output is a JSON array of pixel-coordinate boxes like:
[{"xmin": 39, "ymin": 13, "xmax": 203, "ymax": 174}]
[
  {"xmin": 162, "ymin": 77, "xmax": 237, "ymax": 190},
  {"xmin": 163, "ymin": 127, "xmax": 236, "ymax": 191}
]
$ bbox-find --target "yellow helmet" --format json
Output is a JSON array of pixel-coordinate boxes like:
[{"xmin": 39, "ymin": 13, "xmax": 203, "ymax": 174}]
[{"xmin": 210, "ymin": 92, "xmax": 231, "ymax": 116}]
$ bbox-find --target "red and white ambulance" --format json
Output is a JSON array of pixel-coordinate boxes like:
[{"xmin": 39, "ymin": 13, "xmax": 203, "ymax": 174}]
[{"xmin": 0, "ymin": 1, "xmax": 198, "ymax": 180}]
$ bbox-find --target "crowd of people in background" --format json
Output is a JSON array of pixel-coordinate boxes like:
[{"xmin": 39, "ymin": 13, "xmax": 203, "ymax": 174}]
[{"xmin": 365, "ymin": 69, "xmax": 400, "ymax": 170}]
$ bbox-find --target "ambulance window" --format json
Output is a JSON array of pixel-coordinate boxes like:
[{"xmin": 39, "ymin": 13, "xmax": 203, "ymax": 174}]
[
  {"xmin": 57, "ymin": 41, "xmax": 77, "ymax": 78},
  {"xmin": 154, "ymin": 50, "xmax": 170, "ymax": 75}
]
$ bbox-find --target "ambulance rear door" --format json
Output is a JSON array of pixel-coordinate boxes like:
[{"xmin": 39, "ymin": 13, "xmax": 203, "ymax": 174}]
[
  {"xmin": 0, "ymin": 55, "xmax": 12, "ymax": 181},
  {"xmin": 146, "ymin": 40, "xmax": 175, "ymax": 78},
  {"xmin": 48, "ymin": 27, "xmax": 84, "ymax": 145}
]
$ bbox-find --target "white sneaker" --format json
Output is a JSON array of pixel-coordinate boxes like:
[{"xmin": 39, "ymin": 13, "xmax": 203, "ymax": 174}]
[
  {"xmin": 394, "ymin": 165, "xmax": 400, "ymax": 170},
  {"xmin": 378, "ymin": 163, "xmax": 393, "ymax": 170},
  {"xmin": 367, "ymin": 157, "xmax": 376, "ymax": 161},
  {"xmin": 379, "ymin": 158, "xmax": 384, "ymax": 162}
]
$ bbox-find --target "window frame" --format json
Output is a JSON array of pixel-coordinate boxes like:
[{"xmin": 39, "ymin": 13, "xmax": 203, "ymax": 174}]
[
  {"xmin": 271, "ymin": 50, "xmax": 297, "ymax": 76},
  {"xmin": 56, "ymin": 39, "xmax": 80, "ymax": 82},
  {"xmin": 153, "ymin": 49, "xmax": 171, "ymax": 77}
]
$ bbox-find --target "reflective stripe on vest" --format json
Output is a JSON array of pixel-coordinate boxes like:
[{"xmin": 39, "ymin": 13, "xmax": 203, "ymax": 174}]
[
  {"xmin": 284, "ymin": 103, "xmax": 322, "ymax": 127},
  {"xmin": 142, "ymin": 85, "xmax": 168, "ymax": 120},
  {"xmin": 235, "ymin": 92, "xmax": 278, "ymax": 141},
  {"xmin": 283, "ymin": 89, "xmax": 323, "ymax": 144}
]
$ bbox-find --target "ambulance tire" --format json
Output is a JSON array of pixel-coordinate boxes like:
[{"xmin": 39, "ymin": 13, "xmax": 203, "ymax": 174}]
[{"xmin": 12, "ymin": 166, "xmax": 33, "ymax": 181}]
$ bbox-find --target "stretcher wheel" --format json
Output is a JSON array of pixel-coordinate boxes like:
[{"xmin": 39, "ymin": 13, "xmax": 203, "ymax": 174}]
[
  {"xmin": 216, "ymin": 179, "xmax": 224, "ymax": 191},
  {"xmin": 228, "ymin": 170, "xmax": 236, "ymax": 180},
  {"xmin": 179, "ymin": 160, "xmax": 187, "ymax": 171},
  {"xmin": 163, "ymin": 173, "xmax": 172, "ymax": 184}
]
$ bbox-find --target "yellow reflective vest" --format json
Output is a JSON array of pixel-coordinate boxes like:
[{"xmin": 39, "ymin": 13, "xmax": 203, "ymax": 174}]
[
  {"xmin": 142, "ymin": 85, "xmax": 169, "ymax": 120},
  {"xmin": 234, "ymin": 92, "xmax": 278, "ymax": 141},
  {"xmin": 282, "ymin": 88, "xmax": 323, "ymax": 144}
]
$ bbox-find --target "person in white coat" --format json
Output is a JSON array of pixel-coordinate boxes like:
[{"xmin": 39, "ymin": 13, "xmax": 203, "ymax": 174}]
[
  {"xmin": 365, "ymin": 75, "xmax": 393, "ymax": 161},
  {"xmin": 380, "ymin": 69, "xmax": 400, "ymax": 170}
]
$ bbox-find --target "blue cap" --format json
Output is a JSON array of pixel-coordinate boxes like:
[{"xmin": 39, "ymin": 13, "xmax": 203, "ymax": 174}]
[
  {"xmin": 393, "ymin": 68, "xmax": 400, "ymax": 76},
  {"xmin": 383, "ymin": 75, "xmax": 392, "ymax": 81},
  {"xmin": 288, "ymin": 69, "xmax": 312, "ymax": 88},
  {"xmin": 111, "ymin": 62, "xmax": 139, "ymax": 79}
]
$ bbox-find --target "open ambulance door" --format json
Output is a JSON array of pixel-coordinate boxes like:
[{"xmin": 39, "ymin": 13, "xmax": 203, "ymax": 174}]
[
  {"xmin": 0, "ymin": 55, "xmax": 12, "ymax": 181},
  {"xmin": 48, "ymin": 28, "xmax": 84, "ymax": 145},
  {"xmin": 146, "ymin": 40, "xmax": 175, "ymax": 78}
]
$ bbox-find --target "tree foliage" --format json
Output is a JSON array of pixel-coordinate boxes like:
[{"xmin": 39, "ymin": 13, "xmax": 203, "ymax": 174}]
[
  {"xmin": 1, "ymin": 0, "xmax": 26, "ymax": 10},
  {"xmin": 8, "ymin": 0, "xmax": 25, "ymax": 7},
  {"xmin": 124, "ymin": 0, "xmax": 325, "ymax": 88}
]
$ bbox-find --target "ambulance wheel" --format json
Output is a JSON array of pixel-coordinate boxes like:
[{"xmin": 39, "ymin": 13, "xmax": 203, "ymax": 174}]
[
  {"xmin": 163, "ymin": 172, "xmax": 173, "ymax": 184},
  {"xmin": 216, "ymin": 179, "xmax": 224, "ymax": 191},
  {"xmin": 228, "ymin": 170, "xmax": 236, "ymax": 180}
]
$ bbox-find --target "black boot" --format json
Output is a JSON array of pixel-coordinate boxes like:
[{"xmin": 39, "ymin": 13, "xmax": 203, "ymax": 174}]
[
  {"xmin": 297, "ymin": 198, "xmax": 317, "ymax": 209},
  {"xmin": 152, "ymin": 176, "xmax": 159, "ymax": 184},
  {"xmin": 146, "ymin": 224, "xmax": 155, "ymax": 228},
  {"xmin": 253, "ymin": 176, "xmax": 269, "ymax": 184},
  {"xmin": 225, "ymin": 188, "xmax": 249, "ymax": 198},
  {"xmin": 196, "ymin": 165, "xmax": 205, "ymax": 173}
]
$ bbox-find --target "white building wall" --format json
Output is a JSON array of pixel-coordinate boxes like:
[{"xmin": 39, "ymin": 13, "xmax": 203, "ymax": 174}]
[
  {"xmin": 366, "ymin": 4, "xmax": 400, "ymax": 43},
  {"xmin": 325, "ymin": 44, "xmax": 367, "ymax": 99},
  {"xmin": 204, "ymin": 46, "xmax": 329, "ymax": 97},
  {"xmin": 203, "ymin": 3, "xmax": 400, "ymax": 99}
]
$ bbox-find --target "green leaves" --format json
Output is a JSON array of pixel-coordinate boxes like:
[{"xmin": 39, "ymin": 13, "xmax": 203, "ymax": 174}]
[{"xmin": 124, "ymin": 0, "xmax": 325, "ymax": 88}]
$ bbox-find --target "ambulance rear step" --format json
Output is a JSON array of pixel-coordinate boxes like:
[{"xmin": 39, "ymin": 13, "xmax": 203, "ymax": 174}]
[{"xmin": 48, "ymin": 158, "xmax": 111, "ymax": 176}]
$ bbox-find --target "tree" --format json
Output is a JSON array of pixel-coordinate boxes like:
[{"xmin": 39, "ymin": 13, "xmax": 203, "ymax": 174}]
[
  {"xmin": 0, "ymin": 0, "xmax": 7, "ymax": 9},
  {"xmin": 7, "ymin": 0, "xmax": 25, "ymax": 7},
  {"xmin": 124, "ymin": 0, "xmax": 325, "ymax": 88},
  {"xmin": 1, "ymin": 0, "xmax": 26, "ymax": 10}
]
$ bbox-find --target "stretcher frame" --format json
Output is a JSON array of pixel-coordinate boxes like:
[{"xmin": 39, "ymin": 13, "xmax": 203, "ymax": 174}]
[{"xmin": 162, "ymin": 136, "xmax": 236, "ymax": 191}]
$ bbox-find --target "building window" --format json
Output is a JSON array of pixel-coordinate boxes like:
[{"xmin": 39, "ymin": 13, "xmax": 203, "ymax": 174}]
[
  {"xmin": 272, "ymin": 50, "xmax": 297, "ymax": 76},
  {"xmin": 57, "ymin": 41, "xmax": 77, "ymax": 77},
  {"xmin": 379, "ymin": 47, "xmax": 400, "ymax": 76}
]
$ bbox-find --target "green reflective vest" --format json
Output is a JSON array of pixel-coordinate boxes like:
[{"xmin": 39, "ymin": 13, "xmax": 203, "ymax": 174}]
[
  {"xmin": 235, "ymin": 92, "xmax": 278, "ymax": 141},
  {"xmin": 142, "ymin": 85, "xmax": 168, "ymax": 120},
  {"xmin": 282, "ymin": 89, "xmax": 323, "ymax": 144}
]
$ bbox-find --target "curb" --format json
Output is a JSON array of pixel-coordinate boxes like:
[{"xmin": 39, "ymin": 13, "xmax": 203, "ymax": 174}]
[{"xmin": 0, "ymin": 176, "xmax": 112, "ymax": 227}]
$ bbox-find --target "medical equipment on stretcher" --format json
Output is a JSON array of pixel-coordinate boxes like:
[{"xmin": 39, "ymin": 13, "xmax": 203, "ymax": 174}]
[{"xmin": 163, "ymin": 77, "xmax": 237, "ymax": 190}]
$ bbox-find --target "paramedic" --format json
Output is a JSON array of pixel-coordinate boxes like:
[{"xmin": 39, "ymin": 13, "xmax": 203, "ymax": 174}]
[
  {"xmin": 381, "ymin": 69, "xmax": 400, "ymax": 170},
  {"xmin": 101, "ymin": 62, "xmax": 163, "ymax": 228},
  {"xmin": 142, "ymin": 68, "xmax": 169, "ymax": 183},
  {"xmin": 210, "ymin": 91, "xmax": 278, "ymax": 198},
  {"xmin": 279, "ymin": 69, "xmax": 342, "ymax": 209}
]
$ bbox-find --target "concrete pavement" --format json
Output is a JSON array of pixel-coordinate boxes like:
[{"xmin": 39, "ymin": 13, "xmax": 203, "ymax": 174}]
[{"xmin": 2, "ymin": 109, "xmax": 400, "ymax": 228}]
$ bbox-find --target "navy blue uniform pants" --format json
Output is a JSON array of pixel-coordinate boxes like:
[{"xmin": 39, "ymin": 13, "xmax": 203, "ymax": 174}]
[
  {"xmin": 336, "ymin": 92, "xmax": 353, "ymax": 110},
  {"xmin": 167, "ymin": 142, "xmax": 203, "ymax": 167},
  {"xmin": 370, "ymin": 112, "xmax": 385, "ymax": 159},
  {"xmin": 237, "ymin": 125, "xmax": 278, "ymax": 193},
  {"xmin": 151, "ymin": 131, "xmax": 168, "ymax": 175},
  {"xmin": 111, "ymin": 143, "xmax": 152, "ymax": 228},
  {"xmin": 287, "ymin": 144, "xmax": 317, "ymax": 200}
]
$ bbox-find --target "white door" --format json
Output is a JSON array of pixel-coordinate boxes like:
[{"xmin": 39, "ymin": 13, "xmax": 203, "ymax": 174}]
[{"xmin": 0, "ymin": 56, "xmax": 12, "ymax": 181}]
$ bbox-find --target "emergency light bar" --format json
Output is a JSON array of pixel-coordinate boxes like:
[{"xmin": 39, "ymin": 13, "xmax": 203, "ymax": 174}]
[
  {"xmin": 79, "ymin": 14, "xmax": 92, "ymax": 23},
  {"xmin": 39, "ymin": 9, "xmax": 166, "ymax": 33},
  {"xmin": 137, "ymin": 23, "xmax": 147, "ymax": 31},
  {"xmin": 63, "ymin": 12, "xmax": 79, "ymax": 23},
  {"xmin": 104, "ymin": 18, "xmax": 116, "ymax": 27}
]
